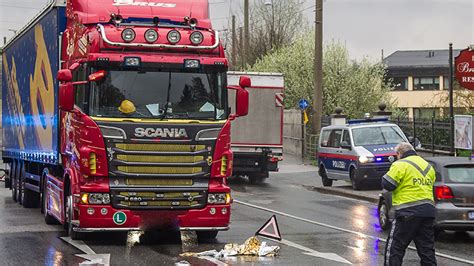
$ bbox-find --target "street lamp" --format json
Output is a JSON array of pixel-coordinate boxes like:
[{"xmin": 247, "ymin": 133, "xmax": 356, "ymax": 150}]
[{"xmin": 264, "ymin": 0, "xmax": 275, "ymax": 49}]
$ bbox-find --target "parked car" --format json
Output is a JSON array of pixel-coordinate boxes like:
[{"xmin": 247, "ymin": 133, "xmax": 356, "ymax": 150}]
[
  {"xmin": 378, "ymin": 157, "xmax": 474, "ymax": 232},
  {"xmin": 317, "ymin": 118, "xmax": 408, "ymax": 190}
]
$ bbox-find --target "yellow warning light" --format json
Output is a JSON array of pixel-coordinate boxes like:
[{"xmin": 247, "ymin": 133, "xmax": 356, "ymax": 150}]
[{"xmin": 81, "ymin": 193, "xmax": 89, "ymax": 204}]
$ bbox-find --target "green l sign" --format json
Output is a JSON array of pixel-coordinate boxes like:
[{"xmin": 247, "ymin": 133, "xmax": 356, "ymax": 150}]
[{"xmin": 113, "ymin": 211, "xmax": 127, "ymax": 225}]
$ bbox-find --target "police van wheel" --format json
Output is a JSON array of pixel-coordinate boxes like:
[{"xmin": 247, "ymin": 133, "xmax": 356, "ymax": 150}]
[
  {"xmin": 319, "ymin": 166, "xmax": 333, "ymax": 187},
  {"xmin": 350, "ymin": 168, "xmax": 362, "ymax": 190}
]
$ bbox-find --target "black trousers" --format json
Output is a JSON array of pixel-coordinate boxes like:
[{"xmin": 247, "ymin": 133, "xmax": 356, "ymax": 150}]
[{"xmin": 384, "ymin": 216, "xmax": 437, "ymax": 266}]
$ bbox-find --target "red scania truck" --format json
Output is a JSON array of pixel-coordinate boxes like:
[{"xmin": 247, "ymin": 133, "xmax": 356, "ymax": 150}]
[{"xmin": 1, "ymin": 0, "xmax": 249, "ymax": 240}]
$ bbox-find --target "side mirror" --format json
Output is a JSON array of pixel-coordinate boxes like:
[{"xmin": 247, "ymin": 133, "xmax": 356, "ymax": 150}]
[
  {"xmin": 59, "ymin": 83, "xmax": 74, "ymax": 112},
  {"xmin": 239, "ymin": 75, "xmax": 251, "ymax": 88},
  {"xmin": 57, "ymin": 69, "xmax": 72, "ymax": 82},
  {"xmin": 235, "ymin": 88, "xmax": 249, "ymax": 117}
]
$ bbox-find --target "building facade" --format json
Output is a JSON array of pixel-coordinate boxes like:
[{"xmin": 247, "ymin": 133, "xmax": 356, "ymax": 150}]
[{"xmin": 384, "ymin": 49, "xmax": 468, "ymax": 119}]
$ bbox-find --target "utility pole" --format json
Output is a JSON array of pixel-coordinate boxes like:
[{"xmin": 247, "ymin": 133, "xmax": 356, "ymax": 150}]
[
  {"xmin": 449, "ymin": 43, "xmax": 454, "ymax": 154},
  {"xmin": 239, "ymin": 27, "xmax": 243, "ymax": 69},
  {"xmin": 312, "ymin": 0, "xmax": 323, "ymax": 134},
  {"xmin": 244, "ymin": 0, "xmax": 249, "ymax": 68},
  {"xmin": 232, "ymin": 15, "xmax": 236, "ymax": 68}
]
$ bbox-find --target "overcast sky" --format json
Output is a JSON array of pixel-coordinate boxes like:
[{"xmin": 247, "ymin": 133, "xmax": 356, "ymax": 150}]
[{"xmin": 1, "ymin": 0, "xmax": 473, "ymax": 60}]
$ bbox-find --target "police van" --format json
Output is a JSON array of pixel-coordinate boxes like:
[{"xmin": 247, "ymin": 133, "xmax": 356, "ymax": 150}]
[{"xmin": 317, "ymin": 118, "xmax": 409, "ymax": 190}]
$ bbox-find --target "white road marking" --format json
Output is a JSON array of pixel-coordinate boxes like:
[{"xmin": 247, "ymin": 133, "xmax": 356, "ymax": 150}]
[
  {"xmin": 234, "ymin": 199, "xmax": 474, "ymax": 265},
  {"xmin": 60, "ymin": 237, "xmax": 96, "ymax": 254},
  {"xmin": 60, "ymin": 236, "xmax": 111, "ymax": 265},
  {"xmin": 278, "ymin": 238, "xmax": 352, "ymax": 264}
]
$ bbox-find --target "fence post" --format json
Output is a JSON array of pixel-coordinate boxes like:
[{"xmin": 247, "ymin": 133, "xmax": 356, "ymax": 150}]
[{"xmin": 431, "ymin": 117, "xmax": 435, "ymax": 153}]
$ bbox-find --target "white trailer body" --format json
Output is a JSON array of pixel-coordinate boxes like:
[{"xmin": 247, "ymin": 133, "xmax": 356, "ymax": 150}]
[{"xmin": 227, "ymin": 72, "xmax": 284, "ymax": 183}]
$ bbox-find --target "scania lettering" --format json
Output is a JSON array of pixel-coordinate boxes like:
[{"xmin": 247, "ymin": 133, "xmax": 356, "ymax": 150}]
[
  {"xmin": 1, "ymin": 0, "xmax": 250, "ymax": 240},
  {"xmin": 134, "ymin": 128, "xmax": 189, "ymax": 138}
]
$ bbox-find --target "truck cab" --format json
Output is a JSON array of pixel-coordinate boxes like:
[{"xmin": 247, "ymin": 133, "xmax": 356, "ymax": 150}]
[{"xmin": 317, "ymin": 118, "xmax": 408, "ymax": 190}]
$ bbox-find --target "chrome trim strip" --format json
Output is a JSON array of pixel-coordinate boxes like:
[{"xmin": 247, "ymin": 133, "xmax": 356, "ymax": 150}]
[
  {"xmin": 73, "ymin": 227, "xmax": 141, "ymax": 232},
  {"xmin": 180, "ymin": 227, "xmax": 229, "ymax": 231},
  {"xmin": 99, "ymin": 125, "xmax": 127, "ymax": 140},
  {"xmin": 97, "ymin": 24, "xmax": 219, "ymax": 50},
  {"xmin": 195, "ymin": 128, "xmax": 220, "ymax": 141}
]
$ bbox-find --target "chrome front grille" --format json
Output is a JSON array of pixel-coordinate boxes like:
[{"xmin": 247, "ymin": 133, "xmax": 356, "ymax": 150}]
[
  {"xmin": 112, "ymin": 190, "xmax": 207, "ymax": 209},
  {"xmin": 107, "ymin": 141, "xmax": 213, "ymax": 210}
]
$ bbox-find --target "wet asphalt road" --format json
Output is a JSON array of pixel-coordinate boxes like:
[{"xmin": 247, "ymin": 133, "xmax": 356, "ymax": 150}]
[{"xmin": 1, "ymin": 169, "xmax": 473, "ymax": 265}]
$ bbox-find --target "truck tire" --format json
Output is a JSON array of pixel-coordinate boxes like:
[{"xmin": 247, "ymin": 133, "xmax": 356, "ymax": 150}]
[
  {"xmin": 11, "ymin": 162, "xmax": 18, "ymax": 202},
  {"xmin": 21, "ymin": 163, "xmax": 40, "ymax": 208},
  {"xmin": 319, "ymin": 165, "xmax": 333, "ymax": 187},
  {"xmin": 197, "ymin": 230, "xmax": 218, "ymax": 241},
  {"xmin": 4, "ymin": 163, "xmax": 11, "ymax": 188},
  {"xmin": 42, "ymin": 179, "xmax": 58, "ymax": 225},
  {"xmin": 66, "ymin": 194, "xmax": 82, "ymax": 240},
  {"xmin": 248, "ymin": 172, "xmax": 268, "ymax": 184},
  {"xmin": 17, "ymin": 162, "xmax": 24, "ymax": 205}
]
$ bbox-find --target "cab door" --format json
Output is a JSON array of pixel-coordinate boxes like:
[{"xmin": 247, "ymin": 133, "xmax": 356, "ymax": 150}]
[
  {"xmin": 323, "ymin": 129, "xmax": 349, "ymax": 180},
  {"xmin": 338, "ymin": 129, "xmax": 356, "ymax": 180}
]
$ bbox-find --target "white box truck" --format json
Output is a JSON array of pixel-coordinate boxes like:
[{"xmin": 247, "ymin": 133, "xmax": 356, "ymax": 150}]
[{"xmin": 228, "ymin": 72, "xmax": 284, "ymax": 183}]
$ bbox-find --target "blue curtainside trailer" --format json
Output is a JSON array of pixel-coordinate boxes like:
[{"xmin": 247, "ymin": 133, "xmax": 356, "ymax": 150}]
[{"xmin": 2, "ymin": 4, "xmax": 66, "ymax": 165}]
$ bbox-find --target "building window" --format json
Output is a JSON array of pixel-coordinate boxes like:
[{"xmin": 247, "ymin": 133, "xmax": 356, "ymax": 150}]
[
  {"xmin": 414, "ymin": 108, "xmax": 440, "ymax": 119},
  {"xmin": 391, "ymin": 77, "xmax": 408, "ymax": 90},
  {"xmin": 413, "ymin": 77, "xmax": 439, "ymax": 90},
  {"xmin": 443, "ymin": 76, "xmax": 449, "ymax": 90}
]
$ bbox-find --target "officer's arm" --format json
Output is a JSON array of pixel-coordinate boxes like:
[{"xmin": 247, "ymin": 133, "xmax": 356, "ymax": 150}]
[{"xmin": 382, "ymin": 163, "xmax": 401, "ymax": 191}]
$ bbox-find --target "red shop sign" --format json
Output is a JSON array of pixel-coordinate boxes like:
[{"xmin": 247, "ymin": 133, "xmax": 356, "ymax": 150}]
[{"xmin": 455, "ymin": 48, "xmax": 474, "ymax": 91}]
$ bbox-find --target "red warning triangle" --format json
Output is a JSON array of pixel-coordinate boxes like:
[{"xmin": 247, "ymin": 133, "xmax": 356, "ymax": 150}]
[{"xmin": 256, "ymin": 215, "xmax": 282, "ymax": 241}]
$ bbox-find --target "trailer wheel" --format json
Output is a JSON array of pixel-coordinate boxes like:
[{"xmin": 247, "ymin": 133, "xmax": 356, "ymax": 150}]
[
  {"xmin": 66, "ymin": 194, "xmax": 82, "ymax": 240},
  {"xmin": 4, "ymin": 163, "xmax": 11, "ymax": 188},
  {"xmin": 11, "ymin": 162, "xmax": 18, "ymax": 202},
  {"xmin": 21, "ymin": 165, "xmax": 40, "ymax": 209},
  {"xmin": 197, "ymin": 230, "xmax": 218, "ymax": 241},
  {"xmin": 42, "ymin": 178, "xmax": 58, "ymax": 225},
  {"xmin": 17, "ymin": 162, "xmax": 24, "ymax": 205}
]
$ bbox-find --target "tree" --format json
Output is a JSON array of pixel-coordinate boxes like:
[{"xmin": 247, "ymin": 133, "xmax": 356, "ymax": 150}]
[
  {"xmin": 228, "ymin": 0, "xmax": 306, "ymax": 70},
  {"xmin": 433, "ymin": 81, "xmax": 474, "ymax": 117},
  {"xmin": 249, "ymin": 36, "xmax": 394, "ymax": 119}
]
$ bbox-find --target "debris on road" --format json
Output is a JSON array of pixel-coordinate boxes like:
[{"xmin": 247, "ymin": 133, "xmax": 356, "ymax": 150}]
[{"xmin": 181, "ymin": 236, "xmax": 280, "ymax": 259}]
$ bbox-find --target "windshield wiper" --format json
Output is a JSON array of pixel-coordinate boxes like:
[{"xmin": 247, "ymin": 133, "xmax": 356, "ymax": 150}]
[{"xmin": 160, "ymin": 72, "xmax": 173, "ymax": 120}]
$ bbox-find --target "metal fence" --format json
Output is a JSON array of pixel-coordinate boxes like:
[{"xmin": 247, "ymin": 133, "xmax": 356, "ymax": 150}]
[
  {"xmin": 301, "ymin": 116, "xmax": 454, "ymax": 161},
  {"xmin": 390, "ymin": 117, "xmax": 453, "ymax": 155}
]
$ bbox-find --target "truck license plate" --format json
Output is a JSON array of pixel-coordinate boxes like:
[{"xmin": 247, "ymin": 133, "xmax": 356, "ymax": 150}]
[{"xmin": 469, "ymin": 212, "xmax": 474, "ymax": 220}]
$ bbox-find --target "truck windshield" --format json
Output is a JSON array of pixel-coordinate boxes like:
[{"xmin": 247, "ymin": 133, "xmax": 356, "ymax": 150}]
[
  {"xmin": 89, "ymin": 69, "xmax": 227, "ymax": 120},
  {"xmin": 352, "ymin": 126, "xmax": 405, "ymax": 146}
]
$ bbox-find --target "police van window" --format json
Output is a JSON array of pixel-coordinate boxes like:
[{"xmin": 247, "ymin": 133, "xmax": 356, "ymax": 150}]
[
  {"xmin": 342, "ymin": 130, "xmax": 351, "ymax": 145},
  {"xmin": 352, "ymin": 126, "xmax": 405, "ymax": 146},
  {"xmin": 327, "ymin": 129, "xmax": 343, "ymax": 148},
  {"xmin": 320, "ymin": 130, "xmax": 331, "ymax": 147}
]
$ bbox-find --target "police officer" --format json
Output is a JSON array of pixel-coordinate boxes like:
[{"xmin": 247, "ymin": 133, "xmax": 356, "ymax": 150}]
[{"xmin": 382, "ymin": 142, "xmax": 437, "ymax": 266}]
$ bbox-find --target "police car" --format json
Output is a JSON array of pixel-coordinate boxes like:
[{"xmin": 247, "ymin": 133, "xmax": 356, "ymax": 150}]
[{"xmin": 317, "ymin": 118, "xmax": 409, "ymax": 190}]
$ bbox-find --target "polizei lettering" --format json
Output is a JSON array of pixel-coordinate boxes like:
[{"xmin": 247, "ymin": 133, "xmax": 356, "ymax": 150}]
[{"xmin": 134, "ymin": 128, "xmax": 188, "ymax": 138}]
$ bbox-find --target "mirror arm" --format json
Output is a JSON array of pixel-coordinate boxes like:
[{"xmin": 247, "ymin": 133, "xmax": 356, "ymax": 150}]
[{"xmin": 71, "ymin": 81, "xmax": 88, "ymax": 86}]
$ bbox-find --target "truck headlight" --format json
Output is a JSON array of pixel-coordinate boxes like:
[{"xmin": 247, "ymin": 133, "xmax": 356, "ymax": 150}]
[
  {"xmin": 208, "ymin": 193, "xmax": 231, "ymax": 205},
  {"xmin": 359, "ymin": 156, "xmax": 374, "ymax": 164},
  {"xmin": 122, "ymin": 28, "xmax": 136, "ymax": 42},
  {"xmin": 167, "ymin": 30, "xmax": 181, "ymax": 44},
  {"xmin": 190, "ymin": 31, "xmax": 203, "ymax": 45},
  {"xmin": 81, "ymin": 193, "xmax": 111, "ymax": 205},
  {"xmin": 144, "ymin": 29, "xmax": 158, "ymax": 43}
]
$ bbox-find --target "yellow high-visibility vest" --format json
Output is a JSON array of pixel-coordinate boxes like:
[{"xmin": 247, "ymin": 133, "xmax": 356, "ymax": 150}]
[{"xmin": 383, "ymin": 155, "xmax": 436, "ymax": 210}]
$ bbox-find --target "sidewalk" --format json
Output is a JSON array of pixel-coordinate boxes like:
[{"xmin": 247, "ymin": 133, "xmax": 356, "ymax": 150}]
[{"xmin": 280, "ymin": 153, "xmax": 380, "ymax": 203}]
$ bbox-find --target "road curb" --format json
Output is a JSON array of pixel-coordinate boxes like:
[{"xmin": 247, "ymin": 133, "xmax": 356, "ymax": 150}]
[{"xmin": 310, "ymin": 186, "xmax": 379, "ymax": 204}]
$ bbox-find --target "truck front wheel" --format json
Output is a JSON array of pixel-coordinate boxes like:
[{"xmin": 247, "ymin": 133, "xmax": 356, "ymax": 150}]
[{"xmin": 66, "ymin": 194, "xmax": 82, "ymax": 240}]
